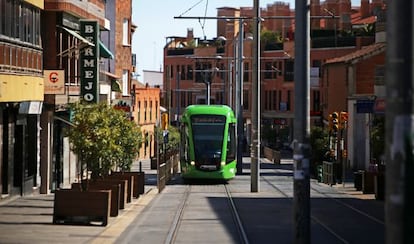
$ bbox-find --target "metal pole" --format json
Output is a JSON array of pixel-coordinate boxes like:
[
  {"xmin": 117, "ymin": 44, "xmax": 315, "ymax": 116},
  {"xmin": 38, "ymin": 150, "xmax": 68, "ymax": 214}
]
[
  {"xmin": 236, "ymin": 19, "xmax": 244, "ymax": 175},
  {"xmin": 204, "ymin": 71, "xmax": 211, "ymax": 105},
  {"xmin": 207, "ymin": 78, "xmax": 211, "ymax": 105},
  {"xmin": 251, "ymin": 0, "xmax": 260, "ymax": 192},
  {"xmin": 385, "ymin": 1, "xmax": 413, "ymax": 244},
  {"xmin": 228, "ymin": 62, "xmax": 233, "ymax": 108},
  {"xmin": 293, "ymin": 0, "xmax": 311, "ymax": 243},
  {"xmin": 176, "ymin": 72, "xmax": 180, "ymax": 121}
]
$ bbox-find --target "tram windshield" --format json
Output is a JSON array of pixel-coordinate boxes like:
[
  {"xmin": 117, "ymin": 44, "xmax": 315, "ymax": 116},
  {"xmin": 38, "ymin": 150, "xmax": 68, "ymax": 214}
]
[{"xmin": 191, "ymin": 115, "xmax": 225, "ymax": 163}]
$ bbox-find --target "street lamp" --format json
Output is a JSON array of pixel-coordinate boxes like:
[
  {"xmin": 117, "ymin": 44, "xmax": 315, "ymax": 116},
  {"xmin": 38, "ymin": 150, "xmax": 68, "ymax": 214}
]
[{"xmin": 192, "ymin": 55, "xmax": 222, "ymax": 105}]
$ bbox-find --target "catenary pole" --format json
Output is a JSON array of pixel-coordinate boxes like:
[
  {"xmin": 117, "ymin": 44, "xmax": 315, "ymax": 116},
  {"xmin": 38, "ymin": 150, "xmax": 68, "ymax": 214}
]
[
  {"xmin": 293, "ymin": 0, "xmax": 310, "ymax": 243},
  {"xmin": 236, "ymin": 19, "xmax": 244, "ymax": 175},
  {"xmin": 250, "ymin": 0, "xmax": 260, "ymax": 193},
  {"xmin": 385, "ymin": 1, "xmax": 414, "ymax": 244}
]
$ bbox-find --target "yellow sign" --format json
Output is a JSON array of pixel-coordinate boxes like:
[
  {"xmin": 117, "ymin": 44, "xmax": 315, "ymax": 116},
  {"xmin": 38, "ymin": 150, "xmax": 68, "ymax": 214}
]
[{"xmin": 44, "ymin": 70, "xmax": 65, "ymax": 95}]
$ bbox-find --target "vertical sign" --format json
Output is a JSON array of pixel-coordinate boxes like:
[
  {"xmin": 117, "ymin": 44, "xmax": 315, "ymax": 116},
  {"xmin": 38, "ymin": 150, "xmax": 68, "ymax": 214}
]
[{"xmin": 80, "ymin": 20, "xmax": 99, "ymax": 103}]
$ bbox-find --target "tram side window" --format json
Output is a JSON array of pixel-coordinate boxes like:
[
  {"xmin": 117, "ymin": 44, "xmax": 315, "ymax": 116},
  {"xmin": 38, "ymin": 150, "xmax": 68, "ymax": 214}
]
[
  {"xmin": 226, "ymin": 123, "xmax": 236, "ymax": 163},
  {"xmin": 180, "ymin": 124, "xmax": 190, "ymax": 162}
]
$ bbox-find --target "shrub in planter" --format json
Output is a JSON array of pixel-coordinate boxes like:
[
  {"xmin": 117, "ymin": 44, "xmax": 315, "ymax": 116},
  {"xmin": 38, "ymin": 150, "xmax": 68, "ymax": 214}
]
[
  {"xmin": 66, "ymin": 102, "xmax": 142, "ymax": 182},
  {"xmin": 54, "ymin": 102, "xmax": 143, "ymax": 225}
]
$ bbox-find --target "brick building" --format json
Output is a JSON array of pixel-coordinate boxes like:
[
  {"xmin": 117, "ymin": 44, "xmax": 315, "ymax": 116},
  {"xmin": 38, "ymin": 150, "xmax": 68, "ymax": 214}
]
[
  {"xmin": 163, "ymin": 0, "xmax": 385, "ymax": 149},
  {"xmin": 0, "ymin": 0, "xmax": 44, "ymax": 198}
]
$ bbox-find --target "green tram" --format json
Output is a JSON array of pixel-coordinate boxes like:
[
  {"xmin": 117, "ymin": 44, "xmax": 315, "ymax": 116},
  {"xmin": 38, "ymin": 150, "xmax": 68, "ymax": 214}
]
[{"xmin": 180, "ymin": 105, "xmax": 237, "ymax": 180}]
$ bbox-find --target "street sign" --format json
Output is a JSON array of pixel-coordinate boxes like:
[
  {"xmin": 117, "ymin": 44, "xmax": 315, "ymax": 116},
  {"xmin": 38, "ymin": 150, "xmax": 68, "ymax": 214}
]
[{"xmin": 356, "ymin": 100, "xmax": 374, "ymax": 113}]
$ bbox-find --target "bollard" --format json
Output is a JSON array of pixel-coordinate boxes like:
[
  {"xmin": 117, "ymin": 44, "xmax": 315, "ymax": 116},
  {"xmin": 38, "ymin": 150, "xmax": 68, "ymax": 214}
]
[{"xmin": 139, "ymin": 161, "xmax": 142, "ymax": 172}]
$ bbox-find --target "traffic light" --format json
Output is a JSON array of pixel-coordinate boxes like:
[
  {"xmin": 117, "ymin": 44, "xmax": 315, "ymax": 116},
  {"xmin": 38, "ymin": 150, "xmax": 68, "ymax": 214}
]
[
  {"xmin": 328, "ymin": 113, "xmax": 333, "ymax": 131},
  {"xmin": 331, "ymin": 112, "xmax": 339, "ymax": 136},
  {"xmin": 340, "ymin": 111, "xmax": 348, "ymax": 129},
  {"xmin": 161, "ymin": 113, "xmax": 169, "ymax": 130}
]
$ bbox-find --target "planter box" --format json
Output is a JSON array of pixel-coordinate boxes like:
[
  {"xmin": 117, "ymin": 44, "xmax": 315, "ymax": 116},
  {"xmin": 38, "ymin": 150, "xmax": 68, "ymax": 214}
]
[
  {"xmin": 72, "ymin": 182, "xmax": 121, "ymax": 217},
  {"xmin": 53, "ymin": 189, "xmax": 111, "ymax": 226},
  {"xmin": 150, "ymin": 157, "xmax": 158, "ymax": 169},
  {"xmin": 362, "ymin": 171, "xmax": 375, "ymax": 194},
  {"xmin": 111, "ymin": 171, "xmax": 145, "ymax": 198},
  {"xmin": 354, "ymin": 170, "xmax": 363, "ymax": 191},
  {"xmin": 95, "ymin": 179, "xmax": 128, "ymax": 209},
  {"xmin": 107, "ymin": 174, "xmax": 134, "ymax": 203}
]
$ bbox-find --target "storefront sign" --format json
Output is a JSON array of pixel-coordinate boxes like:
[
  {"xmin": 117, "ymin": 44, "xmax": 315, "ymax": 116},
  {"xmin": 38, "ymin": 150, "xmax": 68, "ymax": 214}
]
[
  {"xmin": 80, "ymin": 20, "xmax": 99, "ymax": 103},
  {"xmin": 44, "ymin": 70, "xmax": 65, "ymax": 94}
]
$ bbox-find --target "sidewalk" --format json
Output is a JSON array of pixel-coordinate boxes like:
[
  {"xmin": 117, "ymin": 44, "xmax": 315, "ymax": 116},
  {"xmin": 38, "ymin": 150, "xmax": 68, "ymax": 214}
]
[{"xmin": 0, "ymin": 158, "xmax": 159, "ymax": 244}]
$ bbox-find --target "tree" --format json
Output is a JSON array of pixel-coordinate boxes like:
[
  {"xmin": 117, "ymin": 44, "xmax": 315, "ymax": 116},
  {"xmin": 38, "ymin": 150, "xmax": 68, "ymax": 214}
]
[
  {"xmin": 310, "ymin": 126, "xmax": 330, "ymax": 177},
  {"xmin": 66, "ymin": 102, "xmax": 142, "ymax": 180},
  {"xmin": 261, "ymin": 29, "xmax": 283, "ymax": 50}
]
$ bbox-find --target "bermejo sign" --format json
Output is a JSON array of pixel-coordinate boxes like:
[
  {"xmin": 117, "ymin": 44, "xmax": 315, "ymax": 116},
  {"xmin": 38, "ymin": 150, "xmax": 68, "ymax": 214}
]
[{"xmin": 80, "ymin": 20, "xmax": 99, "ymax": 103}]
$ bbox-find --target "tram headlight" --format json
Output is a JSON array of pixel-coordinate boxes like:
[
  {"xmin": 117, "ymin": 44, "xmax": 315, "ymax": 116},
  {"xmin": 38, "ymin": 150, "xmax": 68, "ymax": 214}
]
[
  {"xmin": 221, "ymin": 161, "xmax": 225, "ymax": 166},
  {"xmin": 190, "ymin": 161, "xmax": 195, "ymax": 166}
]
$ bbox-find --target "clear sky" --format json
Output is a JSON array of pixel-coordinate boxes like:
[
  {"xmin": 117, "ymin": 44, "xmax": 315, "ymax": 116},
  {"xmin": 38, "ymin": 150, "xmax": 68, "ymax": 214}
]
[{"xmin": 131, "ymin": 0, "xmax": 360, "ymax": 80}]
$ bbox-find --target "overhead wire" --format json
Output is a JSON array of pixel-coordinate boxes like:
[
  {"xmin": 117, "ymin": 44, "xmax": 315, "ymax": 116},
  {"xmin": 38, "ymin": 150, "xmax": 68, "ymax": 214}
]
[{"xmin": 177, "ymin": 0, "xmax": 209, "ymax": 40}]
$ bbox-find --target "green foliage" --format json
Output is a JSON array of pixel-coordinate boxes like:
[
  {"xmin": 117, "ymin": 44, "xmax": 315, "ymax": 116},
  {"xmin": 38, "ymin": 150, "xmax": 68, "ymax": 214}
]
[
  {"xmin": 66, "ymin": 102, "xmax": 142, "ymax": 178},
  {"xmin": 155, "ymin": 125, "xmax": 180, "ymax": 152},
  {"xmin": 310, "ymin": 126, "xmax": 330, "ymax": 176},
  {"xmin": 261, "ymin": 29, "xmax": 283, "ymax": 50}
]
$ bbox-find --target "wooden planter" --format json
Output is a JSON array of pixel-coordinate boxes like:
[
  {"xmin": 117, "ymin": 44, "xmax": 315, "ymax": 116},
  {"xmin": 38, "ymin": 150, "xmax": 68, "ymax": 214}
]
[
  {"xmin": 95, "ymin": 179, "xmax": 128, "ymax": 209},
  {"xmin": 72, "ymin": 182, "xmax": 121, "ymax": 217},
  {"xmin": 111, "ymin": 171, "xmax": 145, "ymax": 198},
  {"xmin": 53, "ymin": 189, "xmax": 111, "ymax": 226},
  {"xmin": 107, "ymin": 174, "xmax": 134, "ymax": 203}
]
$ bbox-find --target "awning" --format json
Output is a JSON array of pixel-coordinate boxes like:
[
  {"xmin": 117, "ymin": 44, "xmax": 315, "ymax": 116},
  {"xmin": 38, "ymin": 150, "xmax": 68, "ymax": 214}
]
[
  {"xmin": 101, "ymin": 71, "xmax": 122, "ymax": 92},
  {"xmin": 61, "ymin": 26, "xmax": 94, "ymax": 47},
  {"xmin": 99, "ymin": 40, "xmax": 114, "ymax": 59},
  {"xmin": 60, "ymin": 26, "xmax": 114, "ymax": 59}
]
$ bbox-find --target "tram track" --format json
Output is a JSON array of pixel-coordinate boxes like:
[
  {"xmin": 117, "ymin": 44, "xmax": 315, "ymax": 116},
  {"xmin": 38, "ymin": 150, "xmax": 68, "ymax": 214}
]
[
  {"xmin": 164, "ymin": 183, "xmax": 249, "ymax": 244},
  {"xmin": 261, "ymin": 171, "xmax": 384, "ymax": 244}
]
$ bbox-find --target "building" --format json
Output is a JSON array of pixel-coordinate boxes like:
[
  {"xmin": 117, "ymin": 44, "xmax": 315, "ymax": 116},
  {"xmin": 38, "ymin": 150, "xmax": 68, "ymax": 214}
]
[
  {"xmin": 163, "ymin": 0, "xmax": 382, "ymax": 149},
  {"xmin": 104, "ymin": 0, "xmax": 135, "ymax": 106},
  {"xmin": 143, "ymin": 70, "xmax": 163, "ymax": 89},
  {"xmin": 132, "ymin": 83, "xmax": 161, "ymax": 159},
  {"xmin": 0, "ymin": 0, "xmax": 44, "ymax": 198},
  {"xmin": 322, "ymin": 2, "xmax": 386, "ymax": 171},
  {"xmin": 41, "ymin": 0, "xmax": 138, "ymax": 192}
]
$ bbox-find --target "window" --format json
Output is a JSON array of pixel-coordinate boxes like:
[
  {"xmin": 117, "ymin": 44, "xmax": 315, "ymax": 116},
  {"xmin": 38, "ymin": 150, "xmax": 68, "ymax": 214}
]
[
  {"xmin": 243, "ymin": 90, "xmax": 249, "ymax": 110},
  {"xmin": 144, "ymin": 101, "xmax": 147, "ymax": 121},
  {"xmin": 181, "ymin": 65, "xmax": 186, "ymax": 80},
  {"xmin": 150, "ymin": 101, "xmax": 153, "ymax": 121},
  {"xmin": 122, "ymin": 70, "xmax": 129, "ymax": 96},
  {"xmin": 243, "ymin": 62, "xmax": 249, "ymax": 82},
  {"xmin": 138, "ymin": 101, "xmax": 141, "ymax": 123},
  {"xmin": 0, "ymin": 0, "xmax": 40, "ymax": 46},
  {"xmin": 186, "ymin": 65, "xmax": 193, "ymax": 80},
  {"xmin": 284, "ymin": 60, "xmax": 294, "ymax": 81},
  {"xmin": 123, "ymin": 18, "xmax": 129, "ymax": 45},
  {"xmin": 155, "ymin": 101, "xmax": 158, "ymax": 121},
  {"xmin": 226, "ymin": 123, "xmax": 236, "ymax": 163},
  {"xmin": 272, "ymin": 90, "xmax": 277, "ymax": 110}
]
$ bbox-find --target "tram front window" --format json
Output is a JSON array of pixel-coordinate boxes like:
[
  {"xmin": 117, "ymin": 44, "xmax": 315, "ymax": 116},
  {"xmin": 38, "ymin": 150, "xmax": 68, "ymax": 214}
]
[{"xmin": 191, "ymin": 115, "xmax": 225, "ymax": 167}]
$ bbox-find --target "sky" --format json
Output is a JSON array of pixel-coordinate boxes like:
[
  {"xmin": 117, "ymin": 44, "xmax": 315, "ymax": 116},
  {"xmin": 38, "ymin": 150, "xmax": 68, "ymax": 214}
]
[{"xmin": 131, "ymin": 0, "xmax": 360, "ymax": 79}]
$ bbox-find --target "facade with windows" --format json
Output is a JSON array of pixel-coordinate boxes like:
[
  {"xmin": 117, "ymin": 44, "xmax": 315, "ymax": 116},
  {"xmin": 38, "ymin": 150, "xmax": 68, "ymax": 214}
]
[
  {"xmin": 0, "ymin": 0, "xmax": 44, "ymax": 197},
  {"xmin": 41, "ymin": 0, "xmax": 113, "ymax": 192},
  {"xmin": 163, "ymin": 0, "xmax": 383, "ymax": 149},
  {"xmin": 132, "ymin": 84, "xmax": 161, "ymax": 159}
]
